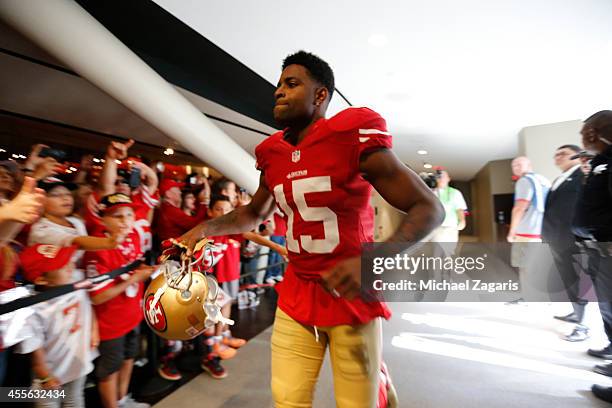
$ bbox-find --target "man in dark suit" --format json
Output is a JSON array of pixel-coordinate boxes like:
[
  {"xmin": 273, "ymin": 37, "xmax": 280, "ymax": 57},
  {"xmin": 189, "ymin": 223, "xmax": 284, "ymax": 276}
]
[{"xmin": 542, "ymin": 144, "xmax": 587, "ymax": 341}]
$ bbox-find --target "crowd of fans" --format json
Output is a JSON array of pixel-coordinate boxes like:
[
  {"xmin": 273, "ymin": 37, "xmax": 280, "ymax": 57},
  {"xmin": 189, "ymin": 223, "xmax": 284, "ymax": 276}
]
[{"xmin": 0, "ymin": 139, "xmax": 287, "ymax": 408}]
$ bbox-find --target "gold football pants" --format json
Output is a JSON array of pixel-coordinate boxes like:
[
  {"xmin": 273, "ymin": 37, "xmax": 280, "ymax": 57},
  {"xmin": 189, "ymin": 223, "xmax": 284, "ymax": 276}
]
[{"xmin": 271, "ymin": 307, "xmax": 392, "ymax": 408}]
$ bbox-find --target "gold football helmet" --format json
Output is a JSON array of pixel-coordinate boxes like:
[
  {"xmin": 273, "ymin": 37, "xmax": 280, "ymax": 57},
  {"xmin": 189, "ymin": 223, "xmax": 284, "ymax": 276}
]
[{"xmin": 143, "ymin": 238, "xmax": 233, "ymax": 340}]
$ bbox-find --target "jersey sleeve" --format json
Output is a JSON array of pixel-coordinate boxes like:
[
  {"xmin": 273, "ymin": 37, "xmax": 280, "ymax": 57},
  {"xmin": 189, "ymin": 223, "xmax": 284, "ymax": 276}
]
[
  {"xmin": 255, "ymin": 131, "xmax": 283, "ymax": 172},
  {"xmin": 84, "ymin": 253, "xmax": 116, "ymax": 297},
  {"xmin": 140, "ymin": 185, "xmax": 160, "ymax": 209},
  {"xmin": 131, "ymin": 187, "xmax": 160, "ymax": 220},
  {"xmin": 355, "ymin": 111, "xmax": 393, "ymax": 157},
  {"xmin": 515, "ymin": 177, "xmax": 533, "ymax": 202},
  {"xmin": 329, "ymin": 108, "xmax": 392, "ymax": 157}
]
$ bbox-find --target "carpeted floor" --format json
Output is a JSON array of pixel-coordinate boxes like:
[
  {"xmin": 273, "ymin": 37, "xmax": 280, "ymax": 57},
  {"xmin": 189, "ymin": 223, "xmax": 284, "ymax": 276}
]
[{"xmin": 154, "ymin": 302, "xmax": 612, "ymax": 407}]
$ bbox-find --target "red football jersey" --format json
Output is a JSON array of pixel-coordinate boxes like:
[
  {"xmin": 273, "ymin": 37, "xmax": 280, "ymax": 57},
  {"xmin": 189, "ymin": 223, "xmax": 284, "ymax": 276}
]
[
  {"xmin": 84, "ymin": 230, "xmax": 143, "ymax": 341},
  {"xmin": 210, "ymin": 234, "xmax": 242, "ymax": 283},
  {"xmin": 255, "ymin": 107, "xmax": 392, "ymax": 326}
]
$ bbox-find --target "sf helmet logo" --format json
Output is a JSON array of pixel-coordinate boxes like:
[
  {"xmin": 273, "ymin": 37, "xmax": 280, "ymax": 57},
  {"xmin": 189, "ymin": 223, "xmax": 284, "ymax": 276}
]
[
  {"xmin": 145, "ymin": 294, "xmax": 167, "ymax": 332},
  {"xmin": 291, "ymin": 150, "xmax": 301, "ymax": 163}
]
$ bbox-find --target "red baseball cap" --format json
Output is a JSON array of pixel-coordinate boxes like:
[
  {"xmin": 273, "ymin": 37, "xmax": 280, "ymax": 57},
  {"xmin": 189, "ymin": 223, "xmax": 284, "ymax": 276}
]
[
  {"xmin": 19, "ymin": 244, "xmax": 77, "ymax": 282},
  {"xmin": 159, "ymin": 179, "xmax": 185, "ymax": 196}
]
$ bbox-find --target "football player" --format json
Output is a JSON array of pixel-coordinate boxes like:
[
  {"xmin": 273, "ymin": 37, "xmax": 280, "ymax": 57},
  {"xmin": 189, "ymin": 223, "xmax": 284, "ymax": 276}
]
[{"xmin": 180, "ymin": 51, "xmax": 443, "ymax": 407}]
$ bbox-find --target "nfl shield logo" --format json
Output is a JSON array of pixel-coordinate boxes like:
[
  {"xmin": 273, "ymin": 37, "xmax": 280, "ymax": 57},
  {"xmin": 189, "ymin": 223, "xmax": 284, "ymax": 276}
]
[{"xmin": 291, "ymin": 150, "xmax": 301, "ymax": 163}]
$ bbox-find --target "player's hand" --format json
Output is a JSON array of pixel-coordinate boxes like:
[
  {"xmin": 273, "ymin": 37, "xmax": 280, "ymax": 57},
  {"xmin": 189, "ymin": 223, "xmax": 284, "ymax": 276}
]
[
  {"xmin": 177, "ymin": 225, "xmax": 205, "ymax": 256},
  {"xmin": 321, "ymin": 257, "xmax": 361, "ymax": 300},
  {"xmin": 130, "ymin": 265, "xmax": 155, "ymax": 283},
  {"xmin": 106, "ymin": 139, "xmax": 134, "ymax": 160},
  {"xmin": 0, "ymin": 177, "xmax": 45, "ymax": 224}
]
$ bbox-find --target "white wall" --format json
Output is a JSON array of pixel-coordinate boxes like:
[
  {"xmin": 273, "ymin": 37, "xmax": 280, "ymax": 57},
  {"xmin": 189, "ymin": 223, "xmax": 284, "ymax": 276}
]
[
  {"xmin": 518, "ymin": 120, "xmax": 582, "ymax": 181},
  {"xmin": 372, "ymin": 190, "xmax": 403, "ymax": 242}
]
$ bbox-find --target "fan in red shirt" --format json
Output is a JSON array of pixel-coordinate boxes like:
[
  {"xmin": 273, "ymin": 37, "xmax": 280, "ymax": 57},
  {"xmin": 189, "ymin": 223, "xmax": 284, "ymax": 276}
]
[
  {"xmin": 84, "ymin": 140, "xmax": 159, "ymax": 255},
  {"xmin": 179, "ymin": 51, "xmax": 443, "ymax": 407},
  {"xmin": 154, "ymin": 178, "xmax": 208, "ymax": 243},
  {"xmin": 83, "ymin": 193, "xmax": 154, "ymax": 408}
]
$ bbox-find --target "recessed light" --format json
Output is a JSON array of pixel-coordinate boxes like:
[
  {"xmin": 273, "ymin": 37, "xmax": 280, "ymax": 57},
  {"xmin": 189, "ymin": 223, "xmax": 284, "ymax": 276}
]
[
  {"xmin": 423, "ymin": 163, "xmax": 433, "ymax": 169},
  {"xmin": 368, "ymin": 34, "xmax": 388, "ymax": 47},
  {"xmin": 417, "ymin": 150, "xmax": 428, "ymax": 155}
]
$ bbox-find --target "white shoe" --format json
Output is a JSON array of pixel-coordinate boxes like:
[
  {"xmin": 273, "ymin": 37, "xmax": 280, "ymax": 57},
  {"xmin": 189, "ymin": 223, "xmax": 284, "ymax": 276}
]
[
  {"xmin": 274, "ymin": 275, "xmax": 284, "ymax": 282},
  {"xmin": 119, "ymin": 395, "xmax": 150, "ymax": 408},
  {"xmin": 265, "ymin": 277, "xmax": 277, "ymax": 285}
]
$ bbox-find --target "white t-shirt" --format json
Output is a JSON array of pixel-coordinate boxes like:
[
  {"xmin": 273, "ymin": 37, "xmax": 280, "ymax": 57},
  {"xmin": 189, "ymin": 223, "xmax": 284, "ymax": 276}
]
[
  {"xmin": 434, "ymin": 187, "xmax": 468, "ymax": 228},
  {"xmin": 29, "ymin": 217, "xmax": 88, "ymax": 280},
  {"xmin": 16, "ymin": 291, "xmax": 96, "ymax": 384}
]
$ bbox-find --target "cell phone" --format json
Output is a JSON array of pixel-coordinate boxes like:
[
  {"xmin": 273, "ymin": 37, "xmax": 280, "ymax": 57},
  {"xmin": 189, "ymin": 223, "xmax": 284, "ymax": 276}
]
[
  {"xmin": 128, "ymin": 167, "xmax": 141, "ymax": 189},
  {"xmin": 39, "ymin": 147, "xmax": 66, "ymax": 162}
]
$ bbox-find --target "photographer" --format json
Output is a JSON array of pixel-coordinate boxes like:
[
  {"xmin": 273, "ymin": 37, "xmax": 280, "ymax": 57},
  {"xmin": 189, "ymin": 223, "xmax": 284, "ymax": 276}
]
[{"xmin": 426, "ymin": 170, "xmax": 467, "ymax": 253}]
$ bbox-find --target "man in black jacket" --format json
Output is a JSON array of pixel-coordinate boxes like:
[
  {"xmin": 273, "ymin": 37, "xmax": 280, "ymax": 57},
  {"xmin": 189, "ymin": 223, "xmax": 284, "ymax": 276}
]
[
  {"xmin": 568, "ymin": 110, "xmax": 612, "ymax": 402},
  {"xmin": 542, "ymin": 144, "xmax": 587, "ymax": 341}
]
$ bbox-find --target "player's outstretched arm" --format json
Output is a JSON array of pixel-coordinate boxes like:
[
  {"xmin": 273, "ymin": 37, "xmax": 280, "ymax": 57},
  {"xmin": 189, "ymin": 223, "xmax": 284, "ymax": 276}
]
[
  {"xmin": 360, "ymin": 148, "xmax": 445, "ymax": 243},
  {"xmin": 178, "ymin": 173, "xmax": 276, "ymax": 252}
]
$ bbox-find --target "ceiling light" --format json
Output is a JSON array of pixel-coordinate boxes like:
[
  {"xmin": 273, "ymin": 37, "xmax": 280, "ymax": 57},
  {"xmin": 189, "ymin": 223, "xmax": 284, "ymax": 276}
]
[
  {"xmin": 368, "ymin": 34, "xmax": 388, "ymax": 47},
  {"xmin": 69, "ymin": 167, "xmax": 77, "ymax": 172},
  {"xmin": 424, "ymin": 163, "xmax": 433, "ymax": 169},
  {"xmin": 0, "ymin": 148, "xmax": 5, "ymax": 153},
  {"xmin": 164, "ymin": 148, "xmax": 174, "ymax": 156},
  {"xmin": 11, "ymin": 154, "xmax": 18, "ymax": 158},
  {"xmin": 93, "ymin": 158, "xmax": 100, "ymax": 163},
  {"xmin": 417, "ymin": 150, "xmax": 428, "ymax": 155}
]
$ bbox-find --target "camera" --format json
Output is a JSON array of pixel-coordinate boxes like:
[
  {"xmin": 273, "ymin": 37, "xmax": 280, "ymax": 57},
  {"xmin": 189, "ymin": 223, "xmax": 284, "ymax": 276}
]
[
  {"xmin": 419, "ymin": 169, "xmax": 443, "ymax": 189},
  {"xmin": 117, "ymin": 168, "xmax": 141, "ymax": 189},
  {"xmin": 39, "ymin": 147, "xmax": 66, "ymax": 162}
]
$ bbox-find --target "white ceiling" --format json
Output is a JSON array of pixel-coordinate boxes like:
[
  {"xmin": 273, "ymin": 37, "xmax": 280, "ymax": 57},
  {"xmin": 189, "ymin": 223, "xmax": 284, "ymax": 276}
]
[
  {"xmin": 0, "ymin": 20, "xmax": 275, "ymax": 167},
  {"xmin": 154, "ymin": 0, "xmax": 612, "ymax": 180}
]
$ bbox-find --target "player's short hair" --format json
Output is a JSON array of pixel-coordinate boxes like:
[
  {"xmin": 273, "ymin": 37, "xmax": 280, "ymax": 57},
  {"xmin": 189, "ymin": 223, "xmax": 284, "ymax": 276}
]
[
  {"xmin": 209, "ymin": 194, "xmax": 231, "ymax": 209},
  {"xmin": 557, "ymin": 144, "xmax": 581, "ymax": 153},
  {"xmin": 283, "ymin": 51, "xmax": 335, "ymax": 100}
]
